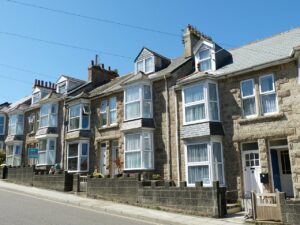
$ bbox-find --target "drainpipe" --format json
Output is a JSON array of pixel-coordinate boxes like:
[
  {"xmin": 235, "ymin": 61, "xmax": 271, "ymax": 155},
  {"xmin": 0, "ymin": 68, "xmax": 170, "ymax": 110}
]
[
  {"xmin": 61, "ymin": 100, "xmax": 68, "ymax": 171},
  {"xmin": 164, "ymin": 75, "xmax": 171, "ymax": 180},
  {"xmin": 173, "ymin": 87, "xmax": 181, "ymax": 186}
]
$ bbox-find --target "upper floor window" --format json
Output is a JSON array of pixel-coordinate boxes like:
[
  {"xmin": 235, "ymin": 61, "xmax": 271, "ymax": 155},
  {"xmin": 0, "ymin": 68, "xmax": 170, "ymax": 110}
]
[
  {"xmin": 40, "ymin": 103, "xmax": 58, "ymax": 128},
  {"xmin": 38, "ymin": 138, "xmax": 56, "ymax": 166},
  {"xmin": 183, "ymin": 81, "xmax": 219, "ymax": 124},
  {"xmin": 100, "ymin": 97, "xmax": 117, "ymax": 127},
  {"xmin": 125, "ymin": 84, "xmax": 152, "ymax": 121},
  {"xmin": 241, "ymin": 79, "xmax": 256, "ymax": 117},
  {"xmin": 135, "ymin": 57, "xmax": 154, "ymax": 74},
  {"xmin": 32, "ymin": 91, "xmax": 48, "ymax": 104},
  {"xmin": 240, "ymin": 74, "xmax": 277, "ymax": 118},
  {"xmin": 199, "ymin": 48, "xmax": 212, "ymax": 71},
  {"xmin": 259, "ymin": 74, "xmax": 277, "ymax": 115},
  {"xmin": 57, "ymin": 82, "xmax": 67, "ymax": 94},
  {"xmin": 69, "ymin": 104, "xmax": 90, "ymax": 131},
  {"xmin": 124, "ymin": 131, "xmax": 153, "ymax": 170},
  {"xmin": 0, "ymin": 141, "xmax": 4, "ymax": 151},
  {"xmin": 8, "ymin": 114, "xmax": 24, "ymax": 135},
  {"xmin": 0, "ymin": 115, "xmax": 5, "ymax": 135},
  {"xmin": 186, "ymin": 140, "xmax": 224, "ymax": 187},
  {"xmin": 28, "ymin": 113, "xmax": 39, "ymax": 133}
]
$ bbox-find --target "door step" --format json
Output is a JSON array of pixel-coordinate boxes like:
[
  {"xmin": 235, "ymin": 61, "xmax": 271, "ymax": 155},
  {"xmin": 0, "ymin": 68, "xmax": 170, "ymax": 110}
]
[{"xmin": 227, "ymin": 203, "xmax": 241, "ymax": 214}]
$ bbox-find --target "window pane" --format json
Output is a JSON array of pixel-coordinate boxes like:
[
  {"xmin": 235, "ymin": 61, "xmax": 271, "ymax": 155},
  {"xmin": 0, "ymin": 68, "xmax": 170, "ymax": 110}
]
[
  {"xmin": 143, "ymin": 101, "xmax": 151, "ymax": 118},
  {"xmin": 143, "ymin": 133, "xmax": 151, "ymax": 151},
  {"xmin": 243, "ymin": 97, "xmax": 256, "ymax": 116},
  {"xmin": 185, "ymin": 104, "xmax": 205, "ymax": 122},
  {"xmin": 200, "ymin": 60, "xmax": 211, "ymax": 71},
  {"xmin": 100, "ymin": 112, "xmax": 107, "ymax": 126},
  {"xmin": 125, "ymin": 102, "xmax": 140, "ymax": 120},
  {"xmin": 38, "ymin": 152, "xmax": 46, "ymax": 164},
  {"xmin": 213, "ymin": 164, "xmax": 224, "ymax": 184},
  {"xmin": 70, "ymin": 118, "xmax": 80, "ymax": 130},
  {"xmin": 188, "ymin": 165, "xmax": 209, "ymax": 184},
  {"xmin": 241, "ymin": 80, "xmax": 254, "ymax": 97},
  {"xmin": 260, "ymin": 75, "xmax": 274, "ymax": 93},
  {"xmin": 40, "ymin": 117, "xmax": 48, "ymax": 127},
  {"xmin": 184, "ymin": 85, "xmax": 204, "ymax": 103},
  {"xmin": 80, "ymin": 156, "xmax": 88, "ymax": 171},
  {"xmin": 70, "ymin": 105, "xmax": 80, "ymax": 117},
  {"xmin": 82, "ymin": 143, "xmax": 88, "ymax": 156},
  {"xmin": 143, "ymin": 151, "xmax": 152, "ymax": 169},
  {"xmin": 187, "ymin": 144, "xmax": 208, "ymax": 162},
  {"xmin": 49, "ymin": 140, "xmax": 55, "ymax": 150},
  {"xmin": 126, "ymin": 134, "xmax": 141, "ymax": 151},
  {"xmin": 143, "ymin": 85, "xmax": 151, "ymax": 100},
  {"xmin": 126, "ymin": 86, "xmax": 140, "ymax": 102},
  {"xmin": 48, "ymin": 150, "xmax": 55, "ymax": 165},
  {"xmin": 69, "ymin": 144, "xmax": 78, "ymax": 157},
  {"xmin": 15, "ymin": 145, "xmax": 21, "ymax": 155},
  {"xmin": 109, "ymin": 97, "xmax": 116, "ymax": 110},
  {"xmin": 100, "ymin": 100, "xmax": 107, "ymax": 112},
  {"xmin": 137, "ymin": 61, "xmax": 143, "ymax": 72},
  {"xmin": 210, "ymin": 102, "xmax": 219, "ymax": 120},
  {"xmin": 145, "ymin": 57, "xmax": 154, "ymax": 73},
  {"xmin": 208, "ymin": 83, "xmax": 217, "ymax": 101},
  {"xmin": 50, "ymin": 115, "xmax": 57, "ymax": 127},
  {"xmin": 261, "ymin": 94, "xmax": 276, "ymax": 114},
  {"xmin": 68, "ymin": 157, "xmax": 78, "ymax": 170},
  {"xmin": 125, "ymin": 152, "xmax": 141, "ymax": 169},
  {"xmin": 199, "ymin": 49, "xmax": 210, "ymax": 59},
  {"xmin": 213, "ymin": 142, "xmax": 222, "ymax": 163},
  {"xmin": 82, "ymin": 116, "xmax": 89, "ymax": 129},
  {"xmin": 40, "ymin": 105, "xmax": 49, "ymax": 116},
  {"xmin": 39, "ymin": 139, "xmax": 47, "ymax": 150}
]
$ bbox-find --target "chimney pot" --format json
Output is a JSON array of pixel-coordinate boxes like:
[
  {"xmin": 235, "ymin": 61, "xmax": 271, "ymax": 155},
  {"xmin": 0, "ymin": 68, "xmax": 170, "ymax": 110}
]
[
  {"xmin": 108, "ymin": 66, "xmax": 111, "ymax": 71},
  {"xmin": 95, "ymin": 54, "xmax": 98, "ymax": 66},
  {"xmin": 101, "ymin": 64, "xmax": 104, "ymax": 69},
  {"xmin": 91, "ymin": 60, "xmax": 94, "ymax": 66},
  {"xmin": 41, "ymin": 81, "xmax": 44, "ymax": 86},
  {"xmin": 45, "ymin": 82, "xmax": 48, "ymax": 87}
]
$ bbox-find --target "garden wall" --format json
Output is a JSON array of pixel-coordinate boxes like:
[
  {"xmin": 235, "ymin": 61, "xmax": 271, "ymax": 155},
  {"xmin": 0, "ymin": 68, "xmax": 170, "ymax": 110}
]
[
  {"xmin": 282, "ymin": 199, "xmax": 300, "ymax": 225},
  {"xmin": 33, "ymin": 172, "xmax": 73, "ymax": 192},
  {"xmin": 7, "ymin": 166, "xmax": 34, "ymax": 186}
]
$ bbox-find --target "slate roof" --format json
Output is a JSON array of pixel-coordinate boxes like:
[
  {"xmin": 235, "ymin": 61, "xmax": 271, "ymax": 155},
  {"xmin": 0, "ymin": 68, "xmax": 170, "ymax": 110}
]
[
  {"xmin": 178, "ymin": 27, "xmax": 300, "ymax": 84},
  {"xmin": 2, "ymin": 96, "xmax": 31, "ymax": 113},
  {"xmin": 134, "ymin": 47, "xmax": 170, "ymax": 62}
]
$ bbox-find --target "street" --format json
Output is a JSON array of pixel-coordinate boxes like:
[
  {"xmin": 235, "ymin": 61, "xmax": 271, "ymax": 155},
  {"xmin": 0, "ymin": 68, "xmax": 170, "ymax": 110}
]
[{"xmin": 0, "ymin": 188, "xmax": 156, "ymax": 225}]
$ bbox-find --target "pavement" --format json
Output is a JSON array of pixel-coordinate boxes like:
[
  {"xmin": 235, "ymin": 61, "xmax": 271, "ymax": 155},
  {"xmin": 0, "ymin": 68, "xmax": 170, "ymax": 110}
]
[{"xmin": 0, "ymin": 180, "xmax": 249, "ymax": 225}]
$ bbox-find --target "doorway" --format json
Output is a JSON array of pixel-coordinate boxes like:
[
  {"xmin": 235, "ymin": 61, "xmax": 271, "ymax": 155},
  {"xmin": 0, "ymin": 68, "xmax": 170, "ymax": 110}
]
[
  {"xmin": 99, "ymin": 143, "xmax": 106, "ymax": 175},
  {"xmin": 111, "ymin": 140, "xmax": 119, "ymax": 176}
]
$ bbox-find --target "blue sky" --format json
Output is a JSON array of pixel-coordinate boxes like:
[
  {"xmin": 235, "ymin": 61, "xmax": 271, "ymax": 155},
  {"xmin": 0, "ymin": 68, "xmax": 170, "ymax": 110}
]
[{"xmin": 0, "ymin": 0, "xmax": 300, "ymax": 103}]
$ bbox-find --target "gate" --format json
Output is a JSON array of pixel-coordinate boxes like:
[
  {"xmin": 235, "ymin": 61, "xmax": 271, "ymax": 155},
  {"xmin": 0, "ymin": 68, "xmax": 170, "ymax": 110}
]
[{"xmin": 252, "ymin": 192, "xmax": 284, "ymax": 222}]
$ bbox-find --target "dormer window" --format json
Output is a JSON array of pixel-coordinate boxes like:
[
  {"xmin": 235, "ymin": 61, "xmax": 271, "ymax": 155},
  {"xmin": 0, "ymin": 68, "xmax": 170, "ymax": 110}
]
[
  {"xmin": 199, "ymin": 48, "xmax": 212, "ymax": 71},
  {"xmin": 135, "ymin": 57, "xmax": 154, "ymax": 74},
  {"xmin": 57, "ymin": 81, "xmax": 67, "ymax": 94},
  {"xmin": 32, "ymin": 90, "xmax": 48, "ymax": 104}
]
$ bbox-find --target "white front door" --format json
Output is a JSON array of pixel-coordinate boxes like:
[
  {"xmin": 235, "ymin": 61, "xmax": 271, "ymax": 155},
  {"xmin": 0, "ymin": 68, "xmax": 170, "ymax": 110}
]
[
  {"xmin": 99, "ymin": 143, "xmax": 106, "ymax": 175},
  {"xmin": 278, "ymin": 150, "xmax": 294, "ymax": 197},
  {"xmin": 242, "ymin": 150, "xmax": 263, "ymax": 198},
  {"xmin": 111, "ymin": 141, "xmax": 119, "ymax": 176}
]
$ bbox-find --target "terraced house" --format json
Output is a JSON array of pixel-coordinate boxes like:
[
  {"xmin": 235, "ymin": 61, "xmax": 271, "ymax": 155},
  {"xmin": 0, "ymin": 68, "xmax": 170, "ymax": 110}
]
[{"xmin": 2, "ymin": 25, "xmax": 300, "ymax": 211}]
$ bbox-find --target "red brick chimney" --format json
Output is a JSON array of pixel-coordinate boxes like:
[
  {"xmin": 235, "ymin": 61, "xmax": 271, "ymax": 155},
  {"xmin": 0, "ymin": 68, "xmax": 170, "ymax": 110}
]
[{"xmin": 88, "ymin": 56, "xmax": 118, "ymax": 86}]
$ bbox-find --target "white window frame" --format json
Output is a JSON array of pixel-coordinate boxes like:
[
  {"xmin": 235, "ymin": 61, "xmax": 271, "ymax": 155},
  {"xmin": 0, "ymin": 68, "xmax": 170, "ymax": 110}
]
[
  {"xmin": 135, "ymin": 56, "xmax": 155, "ymax": 74},
  {"xmin": 8, "ymin": 114, "xmax": 24, "ymax": 135},
  {"xmin": 37, "ymin": 138, "xmax": 56, "ymax": 166},
  {"xmin": 6, "ymin": 143, "xmax": 22, "ymax": 166},
  {"xmin": 124, "ymin": 83, "xmax": 153, "ymax": 121},
  {"xmin": 67, "ymin": 141, "xmax": 89, "ymax": 173},
  {"xmin": 0, "ymin": 114, "xmax": 5, "ymax": 135},
  {"xmin": 32, "ymin": 91, "xmax": 41, "ymax": 104},
  {"xmin": 57, "ymin": 81, "xmax": 68, "ymax": 94},
  {"xmin": 100, "ymin": 99, "xmax": 107, "ymax": 128},
  {"xmin": 182, "ymin": 80, "xmax": 220, "ymax": 125},
  {"xmin": 68, "ymin": 103, "xmax": 91, "ymax": 131},
  {"xmin": 109, "ymin": 97, "xmax": 117, "ymax": 125},
  {"xmin": 39, "ymin": 103, "xmax": 58, "ymax": 128},
  {"xmin": 100, "ymin": 97, "xmax": 118, "ymax": 128},
  {"xmin": 240, "ymin": 79, "xmax": 257, "ymax": 118},
  {"xmin": 124, "ymin": 131, "xmax": 154, "ymax": 171},
  {"xmin": 185, "ymin": 139, "xmax": 225, "ymax": 187},
  {"xmin": 194, "ymin": 41, "xmax": 216, "ymax": 72},
  {"xmin": 259, "ymin": 74, "xmax": 278, "ymax": 115}
]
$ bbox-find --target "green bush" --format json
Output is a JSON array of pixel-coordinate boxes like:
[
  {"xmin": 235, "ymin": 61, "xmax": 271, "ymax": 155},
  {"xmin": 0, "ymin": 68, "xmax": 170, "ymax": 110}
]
[{"xmin": 0, "ymin": 151, "xmax": 5, "ymax": 165}]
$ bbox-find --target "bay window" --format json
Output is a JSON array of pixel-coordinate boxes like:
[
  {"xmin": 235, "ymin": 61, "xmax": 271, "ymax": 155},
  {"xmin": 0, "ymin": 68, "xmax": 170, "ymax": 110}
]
[
  {"xmin": 6, "ymin": 144, "xmax": 22, "ymax": 166},
  {"xmin": 69, "ymin": 104, "xmax": 90, "ymax": 131},
  {"xmin": 125, "ymin": 84, "xmax": 152, "ymax": 120},
  {"xmin": 183, "ymin": 81, "xmax": 219, "ymax": 124},
  {"xmin": 241, "ymin": 79, "xmax": 256, "ymax": 117},
  {"xmin": 40, "ymin": 103, "xmax": 58, "ymax": 128},
  {"xmin": 67, "ymin": 141, "xmax": 89, "ymax": 172},
  {"xmin": 135, "ymin": 57, "xmax": 154, "ymax": 74},
  {"xmin": 186, "ymin": 140, "xmax": 224, "ymax": 187},
  {"xmin": 124, "ymin": 131, "xmax": 153, "ymax": 170},
  {"xmin": 100, "ymin": 97, "xmax": 117, "ymax": 127},
  {"xmin": 8, "ymin": 114, "xmax": 24, "ymax": 135},
  {"xmin": 0, "ymin": 115, "xmax": 5, "ymax": 135},
  {"xmin": 37, "ymin": 138, "xmax": 56, "ymax": 165},
  {"xmin": 259, "ymin": 74, "xmax": 277, "ymax": 115}
]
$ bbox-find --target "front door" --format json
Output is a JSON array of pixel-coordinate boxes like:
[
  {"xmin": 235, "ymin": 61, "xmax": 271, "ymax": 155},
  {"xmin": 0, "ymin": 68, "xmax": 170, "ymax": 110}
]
[
  {"xmin": 278, "ymin": 150, "xmax": 293, "ymax": 197},
  {"xmin": 99, "ymin": 143, "xmax": 106, "ymax": 175},
  {"xmin": 111, "ymin": 141, "xmax": 119, "ymax": 176},
  {"xmin": 242, "ymin": 150, "xmax": 263, "ymax": 198}
]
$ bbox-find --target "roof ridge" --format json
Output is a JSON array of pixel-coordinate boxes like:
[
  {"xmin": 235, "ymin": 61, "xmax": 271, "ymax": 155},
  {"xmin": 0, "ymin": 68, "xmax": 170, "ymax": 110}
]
[{"xmin": 228, "ymin": 26, "xmax": 300, "ymax": 52}]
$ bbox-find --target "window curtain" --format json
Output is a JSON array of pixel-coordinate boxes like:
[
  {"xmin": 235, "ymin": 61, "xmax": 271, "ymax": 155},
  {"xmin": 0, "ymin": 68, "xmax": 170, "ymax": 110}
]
[
  {"xmin": 126, "ymin": 102, "xmax": 140, "ymax": 119},
  {"xmin": 212, "ymin": 142, "xmax": 224, "ymax": 184},
  {"xmin": 185, "ymin": 104, "xmax": 205, "ymax": 122},
  {"xmin": 188, "ymin": 165, "xmax": 209, "ymax": 184},
  {"xmin": 126, "ymin": 134, "xmax": 141, "ymax": 151},
  {"xmin": 243, "ymin": 98, "xmax": 256, "ymax": 116},
  {"xmin": 184, "ymin": 85, "xmax": 204, "ymax": 103},
  {"xmin": 261, "ymin": 94, "xmax": 276, "ymax": 114},
  {"xmin": 187, "ymin": 144, "xmax": 208, "ymax": 163},
  {"xmin": 126, "ymin": 86, "xmax": 140, "ymax": 102},
  {"xmin": 125, "ymin": 152, "xmax": 141, "ymax": 169}
]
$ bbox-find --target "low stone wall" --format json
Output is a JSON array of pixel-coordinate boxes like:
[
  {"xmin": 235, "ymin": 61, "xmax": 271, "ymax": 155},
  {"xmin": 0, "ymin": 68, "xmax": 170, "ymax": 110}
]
[
  {"xmin": 7, "ymin": 166, "xmax": 35, "ymax": 186},
  {"xmin": 282, "ymin": 199, "xmax": 300, "ymax": 225},
  {"xmin": 86, "ymin": 175, "xmax": 226, "ymax": 218},
  {"xmin": 33, "ymin": 172, "xmax": 73, "ymax": 192},
  {"xmin": 87, "ymin": 175, "xmax": 139, "ymax": 203}
]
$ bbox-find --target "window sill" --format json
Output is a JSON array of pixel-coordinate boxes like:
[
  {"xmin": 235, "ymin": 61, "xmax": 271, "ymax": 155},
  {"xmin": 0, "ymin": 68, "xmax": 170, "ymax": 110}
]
[
  {"xmin": 238, "ymin": 112, "xmax": 284, "ymax": 125},
  {"xmin": 183, "ymin": 119, "xmax": 220, "ymax": 126},
  {"xmin": 98, "ymin": 124, "xmax": 119, "ymax": 131}
]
